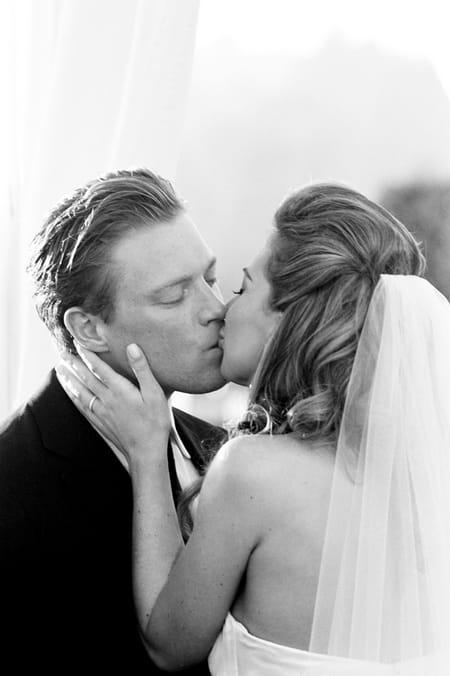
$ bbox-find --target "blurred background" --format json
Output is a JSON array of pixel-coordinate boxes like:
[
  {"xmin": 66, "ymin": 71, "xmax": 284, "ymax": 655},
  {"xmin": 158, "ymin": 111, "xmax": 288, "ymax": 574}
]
[
  {"xmin": 173, "ymin": 0, "xmax": 450, "ymax": 423},
  {"xmin": 1, "ymin": 0, "xmax": 449, "ymax": 425}
]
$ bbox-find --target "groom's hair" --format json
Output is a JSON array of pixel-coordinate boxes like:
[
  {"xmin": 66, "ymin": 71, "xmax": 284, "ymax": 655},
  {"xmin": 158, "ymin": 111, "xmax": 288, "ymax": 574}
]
[
  {"xmin": 240, "ymin": 182, "xmax": 426, "ymax": 441},
  {"xmin": 27, "ymin": 167, "xmax": 183, "ymax": 352}
]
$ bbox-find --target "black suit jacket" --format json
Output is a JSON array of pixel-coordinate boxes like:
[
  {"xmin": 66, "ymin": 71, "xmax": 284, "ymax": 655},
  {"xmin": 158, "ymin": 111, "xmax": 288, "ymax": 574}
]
[{"xmin": 0, "ymin": 371, "xmax": 224, "ymax": 674}]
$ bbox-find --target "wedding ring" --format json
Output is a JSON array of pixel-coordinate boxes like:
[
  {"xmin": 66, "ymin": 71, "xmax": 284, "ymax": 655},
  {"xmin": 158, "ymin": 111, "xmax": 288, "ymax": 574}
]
[{"xmin": 88, "ymin": 394, "xmax": 98, "ymax": 413}]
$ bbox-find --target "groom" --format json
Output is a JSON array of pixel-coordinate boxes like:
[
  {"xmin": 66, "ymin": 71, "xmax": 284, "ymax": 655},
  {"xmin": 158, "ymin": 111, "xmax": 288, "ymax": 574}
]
[{"xmin": 0, "ymin": 168, "xmax": 226, "ymax": 674}]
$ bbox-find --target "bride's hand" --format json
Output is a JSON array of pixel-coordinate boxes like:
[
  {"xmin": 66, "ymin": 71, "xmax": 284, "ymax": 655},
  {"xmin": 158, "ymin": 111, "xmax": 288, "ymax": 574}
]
[{"xmin": 56, "ymin": 343, "xmax": 171, "ymax": 464}]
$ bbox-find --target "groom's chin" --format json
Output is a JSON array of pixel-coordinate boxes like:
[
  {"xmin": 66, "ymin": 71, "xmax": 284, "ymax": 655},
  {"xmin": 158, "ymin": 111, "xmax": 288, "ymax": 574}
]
[{"xmin": 187, "ymin": 370, "xmax": 228, "ymax": 395}]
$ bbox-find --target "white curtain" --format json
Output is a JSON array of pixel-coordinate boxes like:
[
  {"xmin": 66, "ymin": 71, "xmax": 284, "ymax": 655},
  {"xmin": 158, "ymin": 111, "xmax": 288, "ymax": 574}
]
[{"xmin": 0, "ymin": 0, "xmax": 200, "ymax": 420}]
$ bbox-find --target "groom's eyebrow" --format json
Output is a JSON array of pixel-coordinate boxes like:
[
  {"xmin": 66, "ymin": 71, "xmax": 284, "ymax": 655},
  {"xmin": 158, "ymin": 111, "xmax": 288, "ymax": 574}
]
[
  {"xmin": 243, "ymin": 267, "xmax": 253, "ymax": 281},
  {"xmin": 150, "ymin": 257, "xmax": 217, "ymax": 294},
  {"xmin": 151, "ymin": 275, "xmax": 192, "ymax": 295}
]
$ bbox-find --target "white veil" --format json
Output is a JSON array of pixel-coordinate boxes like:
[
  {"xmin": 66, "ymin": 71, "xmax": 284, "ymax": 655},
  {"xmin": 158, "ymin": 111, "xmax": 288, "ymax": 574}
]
[{"xmin": 309, "ymin": 275, "xmax": 450, "ymax": 672}]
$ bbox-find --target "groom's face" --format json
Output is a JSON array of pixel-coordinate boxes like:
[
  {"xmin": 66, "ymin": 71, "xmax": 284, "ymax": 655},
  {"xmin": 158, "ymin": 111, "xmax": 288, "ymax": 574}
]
[{"xmin": 99, "ymin": 213, "xmax": 227, "ymax": 396}]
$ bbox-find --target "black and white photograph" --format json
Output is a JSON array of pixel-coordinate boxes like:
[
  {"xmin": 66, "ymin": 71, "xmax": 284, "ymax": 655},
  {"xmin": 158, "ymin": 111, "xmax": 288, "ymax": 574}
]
[{"xmin": 1, "ymin": 1, "xmax": 449, "ymax": 673}]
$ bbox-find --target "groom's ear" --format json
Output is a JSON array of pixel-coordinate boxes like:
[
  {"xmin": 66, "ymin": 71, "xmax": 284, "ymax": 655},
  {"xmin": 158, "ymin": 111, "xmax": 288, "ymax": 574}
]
[{"xmin": 63, "ymin": 307, "xmax": 109, "ymax": 353}]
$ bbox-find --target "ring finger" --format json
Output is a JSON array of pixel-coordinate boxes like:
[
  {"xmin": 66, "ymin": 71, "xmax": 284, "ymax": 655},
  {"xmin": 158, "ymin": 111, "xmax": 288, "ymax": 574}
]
[{"xmin": 56, "ymin": 362, "xmax": 106, "ymax": 419}]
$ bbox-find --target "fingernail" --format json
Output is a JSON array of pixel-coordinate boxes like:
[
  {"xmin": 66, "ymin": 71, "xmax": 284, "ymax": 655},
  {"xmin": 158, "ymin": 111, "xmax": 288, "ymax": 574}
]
[{"xmin": 127, "ymin": 343, "xmax": 141, "ymax": 360}]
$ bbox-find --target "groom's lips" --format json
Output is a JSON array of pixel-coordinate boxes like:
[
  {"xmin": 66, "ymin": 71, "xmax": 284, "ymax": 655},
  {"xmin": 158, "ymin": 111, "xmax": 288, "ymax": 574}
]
[{"xmin": 207, "ymin": 337, "xmax": 223, "ymax": 351}]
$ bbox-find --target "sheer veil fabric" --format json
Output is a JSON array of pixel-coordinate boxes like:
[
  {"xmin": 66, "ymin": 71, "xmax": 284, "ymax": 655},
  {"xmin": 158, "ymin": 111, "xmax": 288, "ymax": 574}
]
[{"xmin": 309, "ymin": 275, "xmax": 450, "ymax": 673}]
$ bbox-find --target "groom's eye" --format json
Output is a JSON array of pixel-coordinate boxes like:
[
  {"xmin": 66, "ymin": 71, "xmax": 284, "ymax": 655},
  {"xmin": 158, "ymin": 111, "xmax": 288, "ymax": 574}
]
[
  {"xmin": 158, "ymin": 285, "xmax": 189, "ymax": 305},
  {"xmin": 205, "ymin": 277, "xmax": 218, "ymax": 287}
]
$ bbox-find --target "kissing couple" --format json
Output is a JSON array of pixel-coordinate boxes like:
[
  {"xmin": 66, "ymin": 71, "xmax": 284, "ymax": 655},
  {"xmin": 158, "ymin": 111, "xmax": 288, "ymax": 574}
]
[{"xmin": 2, "ymin": 168, "xmax": 450, "ymax": 675}]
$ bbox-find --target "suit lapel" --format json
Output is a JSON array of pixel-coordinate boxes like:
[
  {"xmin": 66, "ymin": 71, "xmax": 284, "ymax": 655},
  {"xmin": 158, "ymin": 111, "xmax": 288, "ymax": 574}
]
[
  {"xmin": 172, "ymin": 407, "xmax": 226, "ymax": 473},
  {"xmin": 30, "ymin": 372, "xmax": 190, "ymax": 504},
  {"xmin": 30, "ymin": 373, "xmax": 224, "ymax": 504}
]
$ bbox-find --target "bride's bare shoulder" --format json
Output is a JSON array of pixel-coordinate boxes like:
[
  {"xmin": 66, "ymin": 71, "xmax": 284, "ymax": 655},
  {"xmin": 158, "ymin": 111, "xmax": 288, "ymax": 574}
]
[
  {"xmin": 203, "ymin": 434, "xmax": 333, "ymax": 529},
  {"xmin": 211, "ymin": 433, "xmax": 333, "ymax": 486}
]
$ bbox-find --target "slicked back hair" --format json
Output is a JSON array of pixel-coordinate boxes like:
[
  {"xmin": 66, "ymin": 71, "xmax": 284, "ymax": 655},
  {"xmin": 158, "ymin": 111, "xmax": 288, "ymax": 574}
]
[{"xmin": 27, "ymin": 168, "xmax": 183, "ymax": 352}]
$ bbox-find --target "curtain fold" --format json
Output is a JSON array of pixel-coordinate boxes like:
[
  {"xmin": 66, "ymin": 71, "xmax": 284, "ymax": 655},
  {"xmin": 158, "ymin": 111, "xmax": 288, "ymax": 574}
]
[{"xmin": 0, "ymin": 0, "xmax": 200, "ymax": 419}]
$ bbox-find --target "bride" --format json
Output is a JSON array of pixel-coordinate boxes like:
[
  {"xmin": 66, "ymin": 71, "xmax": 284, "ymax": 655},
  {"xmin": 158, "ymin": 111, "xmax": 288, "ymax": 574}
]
[{"xmin": 58, "ymin": 183, "xmax": 450, "ymax": 674}]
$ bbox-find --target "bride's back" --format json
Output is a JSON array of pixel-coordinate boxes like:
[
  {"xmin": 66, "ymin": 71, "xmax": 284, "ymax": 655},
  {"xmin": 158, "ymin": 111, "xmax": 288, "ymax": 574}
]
[
  {"xmin": 217, "ymin": 183, "xmax": 427, "ymax": 655},
  {"xmin": 230, "ymin": 433, "xmax": 337, "ymax": 650}
]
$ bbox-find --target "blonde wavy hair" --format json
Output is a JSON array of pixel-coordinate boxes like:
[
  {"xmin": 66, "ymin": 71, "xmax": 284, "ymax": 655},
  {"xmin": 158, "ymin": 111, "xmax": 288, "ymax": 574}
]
[{"xmin": 238, "ymin": 182, "xmax": 426, "ymax": 442}]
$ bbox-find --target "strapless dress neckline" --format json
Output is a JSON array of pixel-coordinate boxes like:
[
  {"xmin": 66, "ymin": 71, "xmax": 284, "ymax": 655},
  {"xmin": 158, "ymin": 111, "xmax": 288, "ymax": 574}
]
[{"xmin": 208, "ymin": 612, "xmax": 445, "ymax": 675}]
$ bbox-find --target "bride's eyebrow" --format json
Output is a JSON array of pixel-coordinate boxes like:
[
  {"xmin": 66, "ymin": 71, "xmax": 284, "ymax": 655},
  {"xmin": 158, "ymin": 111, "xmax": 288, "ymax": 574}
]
[{"xmin": 205, "ymin": 257, "xmax": 217, "ymax": 275}]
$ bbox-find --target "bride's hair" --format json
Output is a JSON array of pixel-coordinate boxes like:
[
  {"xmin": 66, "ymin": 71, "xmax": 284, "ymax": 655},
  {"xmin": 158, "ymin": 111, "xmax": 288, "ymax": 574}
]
[
  {"xmin": 178, "ymin": 182, "xmax": 426, "ymax": 537},
  {"xmin": 239, "ymin": 182, "xmax": 425, "ymax": 441}
]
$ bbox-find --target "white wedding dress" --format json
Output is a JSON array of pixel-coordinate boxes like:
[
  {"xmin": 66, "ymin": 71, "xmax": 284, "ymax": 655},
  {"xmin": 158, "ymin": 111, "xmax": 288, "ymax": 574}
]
[
  {"xmin": 209, "ymin": 276, "xmax": 450, "ymax": 676},
  {"xmin": 209, "ymin": 613, "xmax": 444, "ymax": 675}
]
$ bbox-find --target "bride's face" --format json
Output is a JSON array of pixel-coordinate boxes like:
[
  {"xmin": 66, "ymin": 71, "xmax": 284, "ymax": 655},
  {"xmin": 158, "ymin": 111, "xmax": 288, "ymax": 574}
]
[{"xmin": 220, "ymin": 247, "xmax": 281, "ymax": 386}]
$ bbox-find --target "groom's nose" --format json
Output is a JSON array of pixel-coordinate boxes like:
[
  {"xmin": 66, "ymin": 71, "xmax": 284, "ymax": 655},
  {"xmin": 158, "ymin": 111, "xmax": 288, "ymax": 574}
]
[{"xmin": 198, "ymin": 283, "xmax": 226, "ymax": 325}]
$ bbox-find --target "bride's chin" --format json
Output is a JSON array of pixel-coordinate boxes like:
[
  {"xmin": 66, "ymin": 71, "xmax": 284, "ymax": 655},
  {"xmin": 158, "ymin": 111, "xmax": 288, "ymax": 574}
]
[{"xmin": 220, "ymin": 360, "xmax": 251, "ymax": 388}]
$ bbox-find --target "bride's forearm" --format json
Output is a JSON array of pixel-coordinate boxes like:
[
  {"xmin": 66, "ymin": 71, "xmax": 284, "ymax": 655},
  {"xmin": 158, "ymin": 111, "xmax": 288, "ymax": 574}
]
[{"xmin": 129, "ymin": 452, "xmax": 184, "ymax": 634}]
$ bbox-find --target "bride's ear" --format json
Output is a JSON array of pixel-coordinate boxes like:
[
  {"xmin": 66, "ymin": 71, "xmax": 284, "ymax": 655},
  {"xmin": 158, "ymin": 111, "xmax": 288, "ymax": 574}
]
[{"xmin": 63, "ymin": 307, "xmax": 109, "ymax": 353}]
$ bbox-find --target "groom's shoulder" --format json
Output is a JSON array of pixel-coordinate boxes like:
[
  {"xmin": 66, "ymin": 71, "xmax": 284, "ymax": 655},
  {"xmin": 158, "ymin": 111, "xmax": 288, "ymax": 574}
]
[
  {"xmin": 0, "ymin": 389, "xmax": 47, "ymax": 485},
  {"xmin": 0, "ymin": 402, "xmax": 32, "ymax": 447},
  {"xmin": 0, "ymin": 370, "xmax": 58, "ymax": 450}
]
